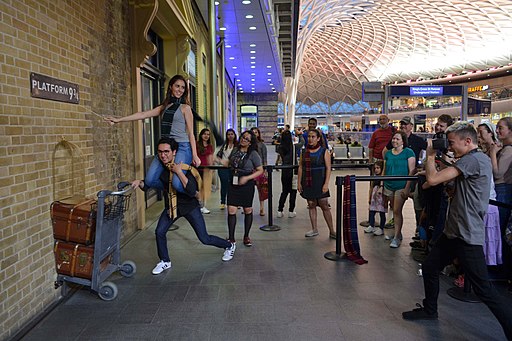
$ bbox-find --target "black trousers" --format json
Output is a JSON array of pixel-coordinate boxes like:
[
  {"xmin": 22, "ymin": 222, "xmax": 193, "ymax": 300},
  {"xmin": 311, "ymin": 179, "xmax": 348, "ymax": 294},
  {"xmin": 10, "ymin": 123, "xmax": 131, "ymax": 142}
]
[{"xmin": 422, "ymin": 234, "xmax": 512, "ymax": 340}]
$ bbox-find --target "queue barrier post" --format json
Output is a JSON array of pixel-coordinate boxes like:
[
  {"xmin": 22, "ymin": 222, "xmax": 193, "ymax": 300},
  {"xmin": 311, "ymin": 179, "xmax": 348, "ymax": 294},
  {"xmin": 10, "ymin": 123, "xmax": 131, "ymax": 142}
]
[
  {"xmin": 324, "ymin": 175, "xmax": 347, "ymax": 261},
  {"xmin": 324, "ymin": 174, "xmax": 419, "ymax": 262},
  {"xmin": 260, "ymin": 165, "xmax": 281, "ymax": 231}
]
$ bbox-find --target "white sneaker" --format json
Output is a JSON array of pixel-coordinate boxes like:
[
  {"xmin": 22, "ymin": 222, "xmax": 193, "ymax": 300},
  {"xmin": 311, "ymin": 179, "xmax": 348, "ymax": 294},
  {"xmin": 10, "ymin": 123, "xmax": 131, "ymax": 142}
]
[
  {"xmin": 201, "ymin": 207, "xmax": 211, "ymax": 214},
  {"xmin": 364, "ymin": 225, "xmax": 375, "ymax": 233},
  {"xmin": 288, "ymin": 211, "xmax": 296, "ymax": 218},
  {"xmin": 277, "ymin": 211, "xmax": 283, "ymax": 218},
  {"xmin": 385, "ymin": 234, "xmax": 392, "ymax": 240},
  {"xmin": 305, "ymin": 230, "xmax": 319, "ymax": 237},
  {"xmin": 373, "ymin": 228, "xmax": 384, "ymax": 236},
  {"xmin": 390, "ymin": 238, "xmax": 401, "ymax": 248},
  {"xmin": 152, "ymin": 260, "xmax": 171, "ymax": 275},
  {"xmin": 222, "ymin": 242, "xmax": 236, "ymax": 261}
]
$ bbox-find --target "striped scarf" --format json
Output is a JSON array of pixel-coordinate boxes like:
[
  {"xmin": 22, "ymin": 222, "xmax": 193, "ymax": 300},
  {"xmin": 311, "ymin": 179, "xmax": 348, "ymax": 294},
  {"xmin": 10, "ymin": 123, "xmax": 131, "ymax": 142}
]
[
  {"xmin": 166, "ymin": 163, "xmax": 202, "ymax": 219},
  {"xmin": 342, "ymin": 175, "xmax": 367, "ymax": 265},
  {"xmin": 303, "ymin": 143, "xmax": 319, "ymax": 187}
]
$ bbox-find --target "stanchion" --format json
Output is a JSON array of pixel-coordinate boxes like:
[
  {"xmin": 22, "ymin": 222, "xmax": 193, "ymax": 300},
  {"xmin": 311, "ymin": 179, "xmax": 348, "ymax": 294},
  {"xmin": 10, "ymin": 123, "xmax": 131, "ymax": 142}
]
[
  {"xmin": 260, "ymin": 165, "xmax": 281, "ymax": 231},
  {"xmin": 324, "ymin": 176, "xmax": 347, "ymax": 261}
]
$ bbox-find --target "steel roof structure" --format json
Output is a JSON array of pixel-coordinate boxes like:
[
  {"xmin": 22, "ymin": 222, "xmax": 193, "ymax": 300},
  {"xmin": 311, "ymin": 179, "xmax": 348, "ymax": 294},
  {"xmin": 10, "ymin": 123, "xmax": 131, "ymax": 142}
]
[{"xmin": 284, "ymin": 0, "xmax": 512, "ymax": 122}]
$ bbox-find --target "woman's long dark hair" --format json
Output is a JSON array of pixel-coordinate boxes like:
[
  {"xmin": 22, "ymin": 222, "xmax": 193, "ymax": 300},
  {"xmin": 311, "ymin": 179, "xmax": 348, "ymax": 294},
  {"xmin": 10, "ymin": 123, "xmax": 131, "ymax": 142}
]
[
  {"xmin": 222, "ymin": 128, "xmax": 238, "ymax": 150},
  {"xmin": 159, "ymin": 75, "xmax": 189, "ymax": 115},
  {"xmin": 197, "ymin": 128, "xmax": 211, "ymax": 155},
  {"xmin": 240, "ymin": 131, "xmax": 258, "ymax": 153},
  {"xmin": 280, "ymin": 130, "xmax": 293, "ymax": 155},
  {"xmin": 251, "ymin": 127, "xmax": 264, "ymax": 142}
]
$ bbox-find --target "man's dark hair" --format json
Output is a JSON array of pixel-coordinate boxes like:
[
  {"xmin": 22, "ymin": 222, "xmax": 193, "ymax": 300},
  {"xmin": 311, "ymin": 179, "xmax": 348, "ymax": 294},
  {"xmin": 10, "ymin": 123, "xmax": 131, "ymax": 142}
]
[
  {"xmin": 437, "ymin": 114, "xmax": 454, "ymax": 127},
  {"xmin": 308, "ymin": 117, "xmax": 318, "ymax": 125},
  {"xmin": 157, "ymin": 137, "xmax": 178, "ymax": 151}
]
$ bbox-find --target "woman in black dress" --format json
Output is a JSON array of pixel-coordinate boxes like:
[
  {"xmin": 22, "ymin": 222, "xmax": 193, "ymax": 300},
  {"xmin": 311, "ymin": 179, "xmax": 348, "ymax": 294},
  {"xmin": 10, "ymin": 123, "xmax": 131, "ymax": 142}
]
[{"xmin": 298, "ymin": 129, "xmax": 335, "ymax": 239}]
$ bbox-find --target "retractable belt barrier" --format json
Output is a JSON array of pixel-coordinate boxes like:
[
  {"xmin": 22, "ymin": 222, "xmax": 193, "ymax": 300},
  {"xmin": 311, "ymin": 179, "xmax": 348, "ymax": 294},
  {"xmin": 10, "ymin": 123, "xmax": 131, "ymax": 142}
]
[
  {"xmin": 199, "ymin": 164, "xmax": 374, "ymax": 231},
  {"xmin": 325, "ymin": 175, "xmax": 419, "ymax": 264}
]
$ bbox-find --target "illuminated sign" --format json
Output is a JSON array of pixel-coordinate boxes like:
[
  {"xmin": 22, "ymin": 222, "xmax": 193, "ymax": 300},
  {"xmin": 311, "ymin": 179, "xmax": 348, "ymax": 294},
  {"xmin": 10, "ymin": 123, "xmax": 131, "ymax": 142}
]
[
  {"xmin": 468, "ymin": 85, "xmax": 489, "ymax": 93},
  {"xmin": 410, "ymin": 86, "xmax": 443, "ymax": 96}
]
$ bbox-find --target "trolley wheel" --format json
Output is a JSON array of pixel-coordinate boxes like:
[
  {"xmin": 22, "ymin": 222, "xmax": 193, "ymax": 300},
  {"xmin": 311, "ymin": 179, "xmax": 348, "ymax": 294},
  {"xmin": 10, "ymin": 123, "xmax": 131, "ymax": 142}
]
[
  {"xmin": 98, "ymin": 281, "xmax": 118, "ymax": 301},
  {"xmin": 119, "ymin": 260, "xmax": 137, "ymax": 278}
]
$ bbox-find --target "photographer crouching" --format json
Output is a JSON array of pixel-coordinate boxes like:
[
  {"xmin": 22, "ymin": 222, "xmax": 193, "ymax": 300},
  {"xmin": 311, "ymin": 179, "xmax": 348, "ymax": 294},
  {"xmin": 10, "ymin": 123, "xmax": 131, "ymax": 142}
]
[{"xmin": 402, "ymin": 122, "xmax": 512, "ymax": 340}]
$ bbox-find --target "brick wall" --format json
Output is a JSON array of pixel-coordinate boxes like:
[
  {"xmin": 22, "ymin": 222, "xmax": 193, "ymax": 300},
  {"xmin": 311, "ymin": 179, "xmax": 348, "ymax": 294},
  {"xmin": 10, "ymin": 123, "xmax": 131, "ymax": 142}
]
[{"xmin": 0, "ymin": 1, "xmax": 137, "ymax": 339}]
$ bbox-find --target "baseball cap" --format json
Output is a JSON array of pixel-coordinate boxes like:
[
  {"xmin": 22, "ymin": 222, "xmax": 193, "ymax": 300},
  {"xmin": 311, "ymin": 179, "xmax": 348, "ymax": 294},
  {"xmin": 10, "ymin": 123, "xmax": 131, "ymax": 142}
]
[
  {"xmin": 400, "ymin": 116, "xmax": 413, "ymax": 125},
  {"xmin": 479, "ymin": 122, "xmax": 497, "ymax": 141}
]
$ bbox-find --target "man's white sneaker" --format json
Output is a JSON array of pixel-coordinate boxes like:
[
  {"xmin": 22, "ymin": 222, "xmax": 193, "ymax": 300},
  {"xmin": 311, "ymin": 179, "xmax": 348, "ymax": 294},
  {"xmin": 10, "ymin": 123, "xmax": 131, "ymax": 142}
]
[
  {"xmin": 373, "ymin": 228, "xmax": 384, "ymax": 236},
  {"xmin": 152, "ymin": 260, "xmax": 171, "ymax": 275},
  {"xmin": 222, "ymin": 242, "xmax": 236, "ymax": 261},
  {"xmin": 201, "ymin": 207, "xmax": 211, "ymax": 214},
  {"xmin": 288, "ymin": 211, "xmax": 296, "ymax": 218},
  {"xmin": 364, "ymin": 225, "xmax": 375, "ymax": 233},
  {"xmin": 277, "ymin": 211, "xmax": 283, "ymax": 218}
]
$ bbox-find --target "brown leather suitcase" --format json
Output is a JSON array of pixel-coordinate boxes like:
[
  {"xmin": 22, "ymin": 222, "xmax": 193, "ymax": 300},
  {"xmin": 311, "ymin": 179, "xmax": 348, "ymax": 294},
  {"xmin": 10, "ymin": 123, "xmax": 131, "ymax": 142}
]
[
  {"xmin": 54, "ymin": 241, "xmax": 111, "ymax": 279},
  {"xmin": 50, "ymin": 197, "xmax": 96, "ymax": 245}
]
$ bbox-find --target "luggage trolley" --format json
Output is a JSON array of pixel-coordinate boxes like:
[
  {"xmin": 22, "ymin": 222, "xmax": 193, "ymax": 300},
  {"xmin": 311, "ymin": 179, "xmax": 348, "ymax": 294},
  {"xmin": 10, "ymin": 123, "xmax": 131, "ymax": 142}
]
[{"xmin": 54, "ymin": 182, "xmax": 136, "ymax": 301}]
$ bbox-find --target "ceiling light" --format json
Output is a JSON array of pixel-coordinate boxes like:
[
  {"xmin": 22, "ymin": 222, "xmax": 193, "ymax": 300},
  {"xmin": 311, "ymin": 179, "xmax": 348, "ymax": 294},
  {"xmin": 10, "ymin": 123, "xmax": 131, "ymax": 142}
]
[
  {"xmin": 232, "ymin": 66, "xmax": 237, "ymax": 69},
  {"xmin": 251, "ymin": 79, "xmax": 255, "ymax": 81},
  {"xmin": 229, "ymin": 57, "xmax": 235, "ymax": 60},
  {"xmin": 237, "ymin": 79, "xmax": 241, "ymax": 82},
  {"xmin": 250, "ymin": 56, "xmax": 256, "ymax": 59},
  {"xmin": 250, "ymin": 73, "xmax": 255, "ymax": 75},
  {"xmin": 251, "ymin": 90, "xmax": 255, "ymax": 93},
  {"xmin": 250, "ymin": 61, "xmax": 255, "ymax": 64},
  {"xmin": 214, "ymin": 1, "xmax": 220, "ymax": 5},
  {"xmin": 234, "ymin": 73, "xmax": 239, "ymax": 76},
  {"xmin": 250, "ymin": 51, "xmax": 256, "ymax": 54},
  {"xmin": 249, "ymin": 26, "xmax": 256, "ymax": 30},
  {"xmin": 219, "ymin": 27, "xmax": 227, "ymax": 31},
  {"xmin": 269, "ymin": 83, "xmax": 273, "ymax": 86},
  {"xmin": 267, "ymin": 72, "xmax": 272, "ymax": 75},
  {"xmin": 226, "ymin": 44, "xmax": 232, "ymax": 48},
  {"xmin": 250, "ymin": 66, "xmax": 255, "ymax": 69},
  {"xmin": 251, "ymin": 84, "xmax": 255, "ymax": 86},
  {"xmin": 246, "ymin": 14, "xmax": 254, "ymax": 19},
  {"xmin": 267, "ymin": 78, "xmax": 271, "ymax": 81},
  {"xmin": 242, "ymin": 0, "xmax": 251, "ymax": 4},
  {"xmin": 266, "ymin": 65, "xmax": 271, "ymax": 68},
  {"xmin": 249, "ymin": 44, "xmax": 256, "ymax": 47}
]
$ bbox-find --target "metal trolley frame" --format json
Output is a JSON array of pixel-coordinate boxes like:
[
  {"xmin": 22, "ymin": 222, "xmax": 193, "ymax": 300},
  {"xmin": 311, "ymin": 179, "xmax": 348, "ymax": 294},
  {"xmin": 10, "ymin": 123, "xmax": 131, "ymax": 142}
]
[{"xmin": 54, "ymin": 182, "xmax": 136, "ymax": 300}]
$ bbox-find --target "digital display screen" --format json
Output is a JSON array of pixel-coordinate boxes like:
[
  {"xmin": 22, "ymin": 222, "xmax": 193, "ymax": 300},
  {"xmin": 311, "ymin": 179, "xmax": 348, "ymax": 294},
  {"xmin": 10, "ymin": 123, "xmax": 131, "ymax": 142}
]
[{"xmin": 410, "ymin": 86, "xmax": 444, "ymax": 96}]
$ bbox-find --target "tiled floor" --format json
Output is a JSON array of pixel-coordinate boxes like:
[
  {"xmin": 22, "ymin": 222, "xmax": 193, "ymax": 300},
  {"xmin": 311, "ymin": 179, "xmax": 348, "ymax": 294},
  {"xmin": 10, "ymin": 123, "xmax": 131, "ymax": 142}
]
[{"xmin": 22, "ymin": 154, "xmax": 511, "ymax": 340}]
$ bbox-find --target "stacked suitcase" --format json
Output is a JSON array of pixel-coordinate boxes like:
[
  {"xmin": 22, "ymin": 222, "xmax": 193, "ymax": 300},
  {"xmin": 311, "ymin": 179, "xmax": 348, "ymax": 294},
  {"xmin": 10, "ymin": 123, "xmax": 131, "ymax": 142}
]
[{"xmin": 51, "ymin": 197, "xmax": 110, "ymax": 279}]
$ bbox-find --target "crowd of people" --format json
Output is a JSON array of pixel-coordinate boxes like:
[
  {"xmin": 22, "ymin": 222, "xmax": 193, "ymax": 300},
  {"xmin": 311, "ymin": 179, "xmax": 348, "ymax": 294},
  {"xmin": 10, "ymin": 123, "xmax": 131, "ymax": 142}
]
[{"xmin": 106, "ymin": 75, "xmax": 512, "ymax": 340}]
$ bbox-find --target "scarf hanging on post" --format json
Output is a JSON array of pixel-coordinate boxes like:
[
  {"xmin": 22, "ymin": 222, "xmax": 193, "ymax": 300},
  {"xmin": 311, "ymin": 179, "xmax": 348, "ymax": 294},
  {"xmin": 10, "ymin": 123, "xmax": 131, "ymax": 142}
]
[{"xmin": 342, "ymin": 175, "xmax": 368, "ymax": 265}]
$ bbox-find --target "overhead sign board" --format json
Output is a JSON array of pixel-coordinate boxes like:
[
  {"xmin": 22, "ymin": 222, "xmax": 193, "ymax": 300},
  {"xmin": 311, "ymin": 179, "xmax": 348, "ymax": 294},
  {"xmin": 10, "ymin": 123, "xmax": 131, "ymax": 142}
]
[
  {"xmin": 30, "ymin": 73, "xmax": 79, "ymax": 104},
  {"xmin": 410, "ymin": 86, "xmax": 444, "ymax": 96}
]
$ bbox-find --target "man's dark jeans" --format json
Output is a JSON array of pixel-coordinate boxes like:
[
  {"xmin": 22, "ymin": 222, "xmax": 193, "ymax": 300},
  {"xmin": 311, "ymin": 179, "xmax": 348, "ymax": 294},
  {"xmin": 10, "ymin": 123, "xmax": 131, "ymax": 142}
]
[
  {"xmin": 422, "ymin": 234, "xmax": 512, "ymax": 340},
  {"xmin": 155, "ymin": 206, "xmax": 230, "ymax": 262}
]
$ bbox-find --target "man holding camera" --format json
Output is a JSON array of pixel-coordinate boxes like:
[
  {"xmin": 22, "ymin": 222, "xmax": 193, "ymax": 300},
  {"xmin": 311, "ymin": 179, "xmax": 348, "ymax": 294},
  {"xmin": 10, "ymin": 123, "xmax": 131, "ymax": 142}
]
[{"xmin": 402, "ymin": 122, "xmax": 512, "ymax": 340}]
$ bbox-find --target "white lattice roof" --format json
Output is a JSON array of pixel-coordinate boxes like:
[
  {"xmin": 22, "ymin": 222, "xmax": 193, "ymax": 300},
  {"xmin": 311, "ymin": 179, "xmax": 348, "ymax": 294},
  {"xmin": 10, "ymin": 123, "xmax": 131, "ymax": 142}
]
[{"xmin": 295, "ymin": 0, "xmax": 512, "ymax": 105}]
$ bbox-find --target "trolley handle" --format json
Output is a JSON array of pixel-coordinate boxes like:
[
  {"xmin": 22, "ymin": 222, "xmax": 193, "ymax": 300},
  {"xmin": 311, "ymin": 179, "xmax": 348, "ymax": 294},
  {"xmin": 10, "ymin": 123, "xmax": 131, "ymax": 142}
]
[{"xmin": 97, "ymin": 182, "xmax": 134, "ymax": 198}]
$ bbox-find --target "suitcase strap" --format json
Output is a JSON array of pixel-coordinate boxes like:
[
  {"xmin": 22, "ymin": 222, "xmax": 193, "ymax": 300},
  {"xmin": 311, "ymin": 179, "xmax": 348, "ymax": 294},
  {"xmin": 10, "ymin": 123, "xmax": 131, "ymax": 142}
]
[{"xmin": 65, "ymin": 199, "xmax": 95, "ymax": 241}]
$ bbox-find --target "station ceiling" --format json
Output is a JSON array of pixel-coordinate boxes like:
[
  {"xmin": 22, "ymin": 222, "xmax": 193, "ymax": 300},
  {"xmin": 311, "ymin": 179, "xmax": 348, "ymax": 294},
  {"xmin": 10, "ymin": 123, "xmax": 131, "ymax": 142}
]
[{"xmin": 296, "ymin": 0, "xmax": 512, "ymax": 106}]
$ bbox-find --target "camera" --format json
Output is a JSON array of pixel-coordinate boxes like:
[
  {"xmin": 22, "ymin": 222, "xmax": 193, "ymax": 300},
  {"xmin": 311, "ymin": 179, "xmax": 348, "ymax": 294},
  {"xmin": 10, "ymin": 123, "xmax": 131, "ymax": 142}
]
[{"xmin": 432, "ymin": 134, "xmax": 448, "ymax": 150}]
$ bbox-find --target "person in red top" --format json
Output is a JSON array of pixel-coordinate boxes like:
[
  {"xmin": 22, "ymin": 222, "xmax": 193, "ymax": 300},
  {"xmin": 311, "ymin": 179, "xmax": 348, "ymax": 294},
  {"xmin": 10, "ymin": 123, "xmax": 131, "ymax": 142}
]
[
  {"xmin": 368, "ymin": 115, "xmax": 395, "ymax": 163},
  {"xmin": 196, "ymin": 128, "xmax": 214, "ymax": 214},
  {"xmin": 361, "ymin": 115, "xmax": 395, "ymax": 227}
]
